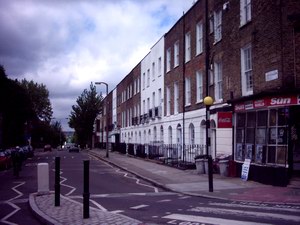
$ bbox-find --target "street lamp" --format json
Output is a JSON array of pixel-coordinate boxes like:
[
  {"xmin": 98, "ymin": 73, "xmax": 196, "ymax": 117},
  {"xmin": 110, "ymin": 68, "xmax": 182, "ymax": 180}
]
[
  {"xmin": 204, "ymin": 96, "xmax": 213, "ymax": 192},
  {"xmin": 95, "ymin": 81, "xmax": 109, "ymax": 158}
]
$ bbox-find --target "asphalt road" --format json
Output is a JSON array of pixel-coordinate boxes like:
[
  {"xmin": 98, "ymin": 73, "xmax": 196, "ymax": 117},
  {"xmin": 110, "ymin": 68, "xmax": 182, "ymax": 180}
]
[{"xmin": 1, "ymin": 149, "xmax": 300, "ymax": 225}]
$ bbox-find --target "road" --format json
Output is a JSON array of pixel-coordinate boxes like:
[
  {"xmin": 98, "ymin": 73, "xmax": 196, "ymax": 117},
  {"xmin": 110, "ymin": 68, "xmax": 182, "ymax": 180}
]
[{"xmin": 0, "ymin": 149, "xmax": 300, "ymax": 225}]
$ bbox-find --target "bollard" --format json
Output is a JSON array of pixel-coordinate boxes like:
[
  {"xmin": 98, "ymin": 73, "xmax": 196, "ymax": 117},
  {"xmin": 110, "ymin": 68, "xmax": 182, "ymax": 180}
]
[
  {"xmin": 83, "ymin": 160, "xmax": 90, "ymax": 219},
  {"xmin": 55, "ymin": 157, "xmax": 60, "ymax": 206},
  {"xmin": 37, "ymin": 163, "xmax": 49, "ymax": 194},
  {"xmin": 208, "ymin": 155, "xmax": 214, "ymax": 192}
]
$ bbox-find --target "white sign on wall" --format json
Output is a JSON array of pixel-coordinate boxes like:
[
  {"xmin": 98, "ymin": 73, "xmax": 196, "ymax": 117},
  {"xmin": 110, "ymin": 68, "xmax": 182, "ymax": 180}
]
[{"xmin": 265, "ymin": 69, "xmax": 278, "ymax": 82}]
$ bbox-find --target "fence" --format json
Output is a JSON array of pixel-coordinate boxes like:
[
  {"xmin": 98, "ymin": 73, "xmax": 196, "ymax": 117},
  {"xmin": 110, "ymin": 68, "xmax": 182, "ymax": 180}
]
[{"xmin": 111, "ymin": 142, "xmax": 205, "ymax": 169}]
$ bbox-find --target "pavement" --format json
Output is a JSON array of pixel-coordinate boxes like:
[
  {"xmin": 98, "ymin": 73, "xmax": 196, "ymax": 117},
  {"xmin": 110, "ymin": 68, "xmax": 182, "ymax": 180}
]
[{"xmin": 29, "ymin": 148, "xmax": 300, "ymax": 225}]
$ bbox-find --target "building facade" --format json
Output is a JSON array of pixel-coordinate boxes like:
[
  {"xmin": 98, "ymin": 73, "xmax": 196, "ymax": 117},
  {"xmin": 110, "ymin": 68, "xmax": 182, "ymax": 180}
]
[{"xmin": 94, "ymin": 0, "xmax": 300, "ymax": 186}]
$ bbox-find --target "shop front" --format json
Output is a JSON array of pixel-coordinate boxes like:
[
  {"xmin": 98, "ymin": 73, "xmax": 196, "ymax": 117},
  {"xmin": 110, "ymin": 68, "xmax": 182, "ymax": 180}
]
[{"xmin": 232, "ymin": 94, "xmax": 300, "ymax": 186}]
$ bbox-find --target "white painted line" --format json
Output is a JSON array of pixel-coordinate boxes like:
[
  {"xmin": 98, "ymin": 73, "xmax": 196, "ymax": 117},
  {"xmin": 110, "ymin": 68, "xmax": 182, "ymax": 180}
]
[
  {"xmin": 110, "ymin": 210, "xmax": 124, "ymax": 214},
  {"xmin": 89, "ymin": 199, "xmax": 107, "ymax": 212},
  {"xmin": 60, "ymin": 175, "xmax": 76, "ymax": 196},
  {"xmin": 188, "ymin": 206, "xmax": 300, "ymax": 222},
  {"xmin": 163, "ymin": 214, "xmax": 271, "ymax": 225},
  {"xmin": 1, "ymin": 202, "xmax": 20, "ymax": 225},
  {"xmin": 157, "ymin": 199, "xmax": 171, "ymax": 203},
  {"xmin": 210, "ymin": 202, "xmax": 300, "ymax": 213},
  {"xmin": 178, "ymin": 196, "xmax": 190, "ymax": 200},
  {"xmin": 130, "ymin": 204, "xmax": 149, "ymax": 210},
  {"xmin": 1, "ymin": 182, "xmax": 25, "ymax": 225}
]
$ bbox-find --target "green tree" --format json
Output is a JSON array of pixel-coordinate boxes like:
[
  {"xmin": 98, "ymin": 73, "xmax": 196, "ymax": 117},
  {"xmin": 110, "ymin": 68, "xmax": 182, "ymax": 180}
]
[
  {"xmin": 17, "ymin": 79, "xmax": 53, "ymax": 122},
  {"xmin": 69, "ymin": 83, "xmax": 102, "ymax": 148},
  {"xmin": 0, "ymin": 66, "xmax": 36, "ymax": 148}
]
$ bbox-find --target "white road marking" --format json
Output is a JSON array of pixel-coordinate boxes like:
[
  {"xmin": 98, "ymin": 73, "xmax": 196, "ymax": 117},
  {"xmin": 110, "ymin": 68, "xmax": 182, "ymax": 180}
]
[
  {"xmin": 110, "ymin": 210, "xmax": 124, "ymax": 214},
  {"xmin": 210, "ymin": 202, "xmax": 300, "ymax": 213},
  {"xmin": 157, "ymin": 199, "xmax": 171, "ymax": 203},
  {"xmin": 89, "ymin": 199, "xmax": 108, "ymax": 211},
  {"xmin": 163, "ymin": 214, "xmax": 271, "ymax": 225},
  {"xmin": 178, "ymin": 196, "xmax": 190, "ymax": 200},
  {"xmin": 115, "ymin": 169, "xmax": 159, "ymax": 193},
  {"xmin": 188, "ymin": 206, "xmax": 300, "ymax": 222},
  {"xmin": 0, "ymin": 182, "xmax": 25, "ymax": 225},
  {"xmin": 130, "ymin": 204, "xmax": 149, "ymax": 210}
]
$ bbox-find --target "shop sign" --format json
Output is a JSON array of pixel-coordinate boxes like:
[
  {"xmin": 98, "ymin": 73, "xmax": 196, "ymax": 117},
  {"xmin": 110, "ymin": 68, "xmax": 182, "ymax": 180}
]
[
  {"xmin": 235, "ymin": 95, "xmax": 299, "ymax": 111},
  {"xmin": 217, "ymin": 112, "xmax": 232, "ymax": 128}
]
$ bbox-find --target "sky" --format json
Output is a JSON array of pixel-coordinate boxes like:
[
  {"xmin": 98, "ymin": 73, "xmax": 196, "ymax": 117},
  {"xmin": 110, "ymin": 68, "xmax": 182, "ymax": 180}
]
[{"xmin": 0, "ymin": 0, "xmax": 194, "ymax": 131}]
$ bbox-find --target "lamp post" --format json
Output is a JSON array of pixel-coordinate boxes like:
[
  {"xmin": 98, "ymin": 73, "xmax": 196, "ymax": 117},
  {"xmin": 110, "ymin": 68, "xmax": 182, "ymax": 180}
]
[
  {"xmin": 204, "ymin": 96, "xmax": 213, "ymax": 192},
  {"xmin": 95, "ymin": 81, "xmax": 109, "ymax": 158}
]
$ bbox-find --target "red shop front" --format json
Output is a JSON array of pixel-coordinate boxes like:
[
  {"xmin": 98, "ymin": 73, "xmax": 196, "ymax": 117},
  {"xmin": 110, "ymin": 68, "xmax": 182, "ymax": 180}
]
[{"xmin": 232, "ymin": 94, "xmax": 300, "ymax": 186}]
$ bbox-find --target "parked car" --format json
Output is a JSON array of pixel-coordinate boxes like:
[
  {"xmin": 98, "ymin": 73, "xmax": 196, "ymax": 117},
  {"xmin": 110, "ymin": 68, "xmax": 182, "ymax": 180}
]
[
  {"xmin": 44, "ymin": 144, "xmax": 52, "ymax": 152},
  {"xmin": 68, "ymin": 145, "xmax": 80, "ymax": 153},
  {"xmin": 0, "ymin": 151, "xmax": 11, "ymax": 170}
]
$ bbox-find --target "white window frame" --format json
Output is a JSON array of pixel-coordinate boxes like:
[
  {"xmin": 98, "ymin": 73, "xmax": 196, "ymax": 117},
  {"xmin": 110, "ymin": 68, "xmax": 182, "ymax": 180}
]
[
  {"xmin": 174, "ymin": 41, "xmax": 180, "ymax": 67},
  {"xmin": 152, "ymin": 62, "xmax": 155, "ymax": 80},
  {"xmin": 143, "ymin": 73, "xmax": 145, "ymax": 89},
  {"xmin": 196, "ymin": 21, "xmax": 203, "ymax": 55},
  {"xmin": 158, "ymin": 57, "xmax": 162, "ymax": 77},
  {"xmin": 147, "ymin": 69, "xmax": 150, "ymax": 87},
  {"xmin": 166, "ymin": 87, "xmax": 171, "ymax": 116},
  {"xmin": 241, "ymin": 44, "xmax": 253, "ymax": 96},
  {"xmin": 174, "ymin": 82, "xmax": 179, "ymax": 114},
  {"xmin": 166, "ymin": 48, "xmax": 171, "ymax": 72},
  {"xmin": 185, "ymin": 78, "xmax": 191, "ymax": 106},
  {"xmin": 240, "ymin": 0, "xmax": 252, "ymax": 26},
  {"xmin": 214, "ymin": 10, "xmax": 222, "ymax": 43},
  {"xmin": 185, "ymin": 32, "xmax": 191, "ymax": 63},
  {"xmin": 214, "ymin": 62, "xmax": 223, "ymax": 101},
  {"xmin": 196, "ymin": 70, "xmax": 203, "ymax": 103}
]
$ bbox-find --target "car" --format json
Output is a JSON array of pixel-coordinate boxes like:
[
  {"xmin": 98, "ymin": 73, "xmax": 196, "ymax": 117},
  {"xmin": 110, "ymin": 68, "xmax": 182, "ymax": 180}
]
[
  {"xmin": 0, "ymin": 151, "xmax": 11, "ymax": 170},
  {"xmin": 68, "ymin": 145, "xmax": 80, "ymax": 153},
  {"xmin": 44, "ymin": 144, "xmax": 52, "ymax": 152}
]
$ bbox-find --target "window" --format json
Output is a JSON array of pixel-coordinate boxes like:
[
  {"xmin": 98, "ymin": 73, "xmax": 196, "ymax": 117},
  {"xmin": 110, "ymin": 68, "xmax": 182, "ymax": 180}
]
[
  {"xmin": 241, "ymin": 44, "xmax": 253, "ymax": 95},
  {"xmin": 168, "ymin": 126, "xmax": 173, "ymax": 144},
  {"xmin": 147, "ymin": 69, "xmax": 150, "ymax": 87},
  {"xmin": 240, "ymin": 0, "xmax": 251, "ymax": 26},
  {"xmin": 235, "ymin": 108, "xmax": 288, "ymax": 165},
  {"xmin": 185, "ymin": 32, "xmax": 191, "ymax": 62},
  {"xmin": 152, "ymin": 92, "xmax": 155, "ymax": 108},
  {"xmin": 166, "ymin": 87, "xmax": 171, "ymax": 116},
  {"xmin": 185, "ymin": 78, "xmax": 191, "ymax": 106},
  {"xmin": 143, "ymin": 100, "xmax": 145, "ymax": 114},
  {"xmin": 147, "ymin": 98, "xmax": 150, "ymax": 113},
  {"xmin": 158, "ymin": 88, "xmax": 162, "ymax": 107},
  {"xmin": 214, "ymin": 62, "xmax": 222, "ymax": 101},
  {"xmin": 268, "ymin": 108, "xmax": 288, "ymax": 164},
  {"xmin": 209, "ymin": 14, "xmax": 214, "ymax": 34},
  {"xmin": 143, "ymin": 73, "xmax": 145, "ymax": 89},
  {"xmin": 196, "ymin": 70, "xmax": 203, "ymax": 102},
  {"xmin": 158, "ymin": 57, "xmax": 162, "ymax": 77},
  {"xmin": 196, "ymin": 22, "xmax": 203, "ymax": 55},
  {"xmin": 174, "ymin": 41, "xmax": 180, "ymax": 67},
  {"xmin": 189, "ymin": 123, "xmax": 195, "ymax": 145},
  {"xmin": 152, "ymin": 62, "xmax": 155, "ymax": 80},
  {"xmin": 166, "ymin": 48, "xmax": 171, "ymax": 72},
  {"xmin": 214, "ymin": 10, "xmax": 222, "ymax": 43},
  {"xmin": 174, "ymin": 83, "xmax": 179, "ymax": 114}
]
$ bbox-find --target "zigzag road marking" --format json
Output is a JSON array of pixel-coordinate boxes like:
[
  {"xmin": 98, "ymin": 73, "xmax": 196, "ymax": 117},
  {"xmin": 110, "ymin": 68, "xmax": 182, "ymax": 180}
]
[{"xmin": 0, "ymin": 182, "xmax": 25, "ymax": 225}]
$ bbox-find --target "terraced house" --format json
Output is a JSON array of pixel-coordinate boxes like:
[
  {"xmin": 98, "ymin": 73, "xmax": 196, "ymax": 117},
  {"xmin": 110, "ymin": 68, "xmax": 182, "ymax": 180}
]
[{"xmin": 93, "ymin": 0, "xmax": 300, "ymax": 186}]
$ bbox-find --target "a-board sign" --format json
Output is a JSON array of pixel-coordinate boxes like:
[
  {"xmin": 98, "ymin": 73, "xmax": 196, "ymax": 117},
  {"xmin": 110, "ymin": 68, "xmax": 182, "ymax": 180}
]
[{"xmin": 241, "ymin": 159, "xmax": 251, "ymax": 181}]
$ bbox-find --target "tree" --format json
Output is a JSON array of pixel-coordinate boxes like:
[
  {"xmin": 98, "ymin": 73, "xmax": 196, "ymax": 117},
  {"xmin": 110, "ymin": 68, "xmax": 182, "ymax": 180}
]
[
  {"xmin": 69, "ymin": 83, "xmax": 102, "ymax": 148},
  {"xmin": 17, "ymin": 79, "xmax": 53, "ymax": 122},
  {"xmin": 0, "ymin": 66, "xmax": 36, "ymax": 148}
]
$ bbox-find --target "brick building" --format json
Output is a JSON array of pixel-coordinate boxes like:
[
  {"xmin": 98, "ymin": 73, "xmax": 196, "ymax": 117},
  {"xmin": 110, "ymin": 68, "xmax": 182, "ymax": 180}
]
[{"xmin": 94, "ymin": 0, "xmax": 300, "ymax": 186}]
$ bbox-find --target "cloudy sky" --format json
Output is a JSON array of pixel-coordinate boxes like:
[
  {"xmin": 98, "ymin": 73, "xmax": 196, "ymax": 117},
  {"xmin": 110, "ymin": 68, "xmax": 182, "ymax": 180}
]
[{"xmin": 0, "ymin": 0, "xmax": 194, "ymax": 131}]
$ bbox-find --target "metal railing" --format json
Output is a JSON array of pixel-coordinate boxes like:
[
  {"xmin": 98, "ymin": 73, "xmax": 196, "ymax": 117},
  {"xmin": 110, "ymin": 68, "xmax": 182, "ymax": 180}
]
[{"xmin": 111, "ymin": 142, "xmax": 205, "ymax": 169}]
